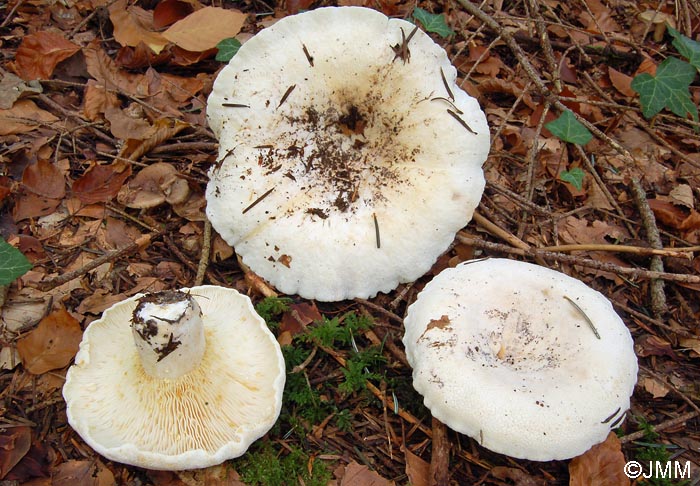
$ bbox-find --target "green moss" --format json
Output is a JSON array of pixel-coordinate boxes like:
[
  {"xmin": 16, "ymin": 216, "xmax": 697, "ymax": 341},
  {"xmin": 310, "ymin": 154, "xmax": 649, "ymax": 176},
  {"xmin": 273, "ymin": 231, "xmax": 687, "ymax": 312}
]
[{"xmin": 235, "ymin": 443, "xmax": 332, "ymax": 486}]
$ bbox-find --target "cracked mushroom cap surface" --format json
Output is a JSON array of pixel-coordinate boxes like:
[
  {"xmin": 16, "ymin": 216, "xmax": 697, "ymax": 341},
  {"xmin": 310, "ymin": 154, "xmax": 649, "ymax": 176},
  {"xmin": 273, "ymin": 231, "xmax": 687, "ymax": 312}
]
[
  {"xmin": 62, "ymin": 285, "xmax": 285, "ymax": 470},
  {"xmin": 402, "ymin": 259, "xmax": 638, "ymax": 461},
  {"xmin": 205, "ymin": 6, "xmax": 489, "ymax": 301}
]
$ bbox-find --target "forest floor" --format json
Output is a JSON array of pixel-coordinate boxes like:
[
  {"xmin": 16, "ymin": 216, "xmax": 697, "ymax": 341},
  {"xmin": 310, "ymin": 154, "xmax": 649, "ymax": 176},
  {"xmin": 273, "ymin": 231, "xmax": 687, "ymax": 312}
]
[{"xmin": 1, "ymin": 0, "xmax": 699, "ymax": 484}]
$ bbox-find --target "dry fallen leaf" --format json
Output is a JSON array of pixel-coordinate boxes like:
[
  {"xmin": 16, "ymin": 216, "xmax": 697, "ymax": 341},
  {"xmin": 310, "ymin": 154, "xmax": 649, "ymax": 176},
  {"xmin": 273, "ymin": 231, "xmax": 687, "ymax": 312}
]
[
  {"xmin": 569, "ymin": 432, "xmax": 630, "ymax": 486},
  {"xmin": 22, "ymin": 159, "xmax": 66, "ymax": 199},
  {"xmin": 339, "ymin": 461, "xmax": 394, "ymax": 486},
  {"xmin": 162, "ymin": 7, "xmax": 247, "ymax": 52},
  {"xmin": 72, "ymin": 162, "xmax": 132, "ymax": 204},
  {"xmin": 0, "ymin": 99, "xmax": 59, "ymax": 135},
  {"xmin": 117, "ymin": 162, "xmax": 189, "ymax": 209},
  {"xmin": 402, "ymin": 446, "xmax": 430, "ymax": 486},
  {"xmin": 0, "ymin": 427, "xmax": 31, "ymax": 480},
  {"xmin": 14, "ymin": 31, "xmax": 80, "ymax": 81},
  {"xmin": 109, "ymin": 0, "xmax": 170, "ymax": 54},
  {"xmin": 491, "ymin": 466, "xmax": 546, "ymax": 486},
  {"xmin": 642, "ymin": 376, "xmax": 670, "ymax": 398},
  {"xmin": 16, "ymin": 309, "xmax": 83, "ymax": 374},
  {"xmin": 52, "ymin": 460, "xmax": 115, "ymax": 486}
]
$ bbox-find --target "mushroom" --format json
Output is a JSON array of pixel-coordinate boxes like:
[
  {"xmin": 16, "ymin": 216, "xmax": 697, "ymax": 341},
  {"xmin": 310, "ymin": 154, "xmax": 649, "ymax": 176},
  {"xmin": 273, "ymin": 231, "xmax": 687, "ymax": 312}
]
[
  {"xmin": 205, "ymin": 7, "xmax": 490, "ymax": 301},
  {"xmin": 117, "ymin": 162, "xmax": 190, "ymax": 209},
  {"xmin": 402, "ymin": 258, "xmax": 638, "ymax": 461},
  {"xmin": 638, "ymin": 10, "xmax": 674, "ymax": 42},
  {"xmin": 62, "ymin": 286, "xmax": 285, "ymax": 470}
]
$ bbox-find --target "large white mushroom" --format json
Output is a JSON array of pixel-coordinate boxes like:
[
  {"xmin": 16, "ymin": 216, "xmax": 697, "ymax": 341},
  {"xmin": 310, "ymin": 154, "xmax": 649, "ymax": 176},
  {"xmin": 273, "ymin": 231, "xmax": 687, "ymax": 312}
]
[
  {"xmin": 205, "ymin": 7, "xmax": 490, "ymax": 301},
  {"xmin": 402, "ymin": 258, "xmax": 638, "ymax": 461},
  {"xmin": 63, "ymin": 286, "xmax": 285, "ymax": 470}
]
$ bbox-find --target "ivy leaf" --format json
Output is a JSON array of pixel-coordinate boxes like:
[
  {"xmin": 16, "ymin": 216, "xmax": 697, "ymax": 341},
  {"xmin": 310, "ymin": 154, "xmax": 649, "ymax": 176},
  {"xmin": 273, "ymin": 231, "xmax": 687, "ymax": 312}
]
[
  {"xmin": 631, "ymin": 57, "xmax": 698, "ymax": 122},
  {"xmin": 0, "ymin": 237, "xmax": 32, "ymax": 285},
  {"xmin": 215, "ymin": 38, "xmax": 241, "ymax": 62},
  {"xmin": 545, "ymin": 110, "xmax": 593, "ymax": 145},
  {"xmin": 412, "ymin": 7, "xmax": 455, "ymax": 38},
  {"xmin": 668, "ymin": 26, "xmax": 700, "ymax": 70},
  {"xmin": 559, "ymin": 167, "xmax": 586, "ymax": 190}
]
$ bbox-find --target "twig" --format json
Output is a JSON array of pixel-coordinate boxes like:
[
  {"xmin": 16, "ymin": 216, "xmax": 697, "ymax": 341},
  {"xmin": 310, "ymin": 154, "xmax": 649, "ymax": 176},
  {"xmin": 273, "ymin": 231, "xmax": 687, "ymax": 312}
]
[
  {"xmin": 430, "ymin": 418, "xmax": 450, "ymax": 486},
  {"xmin": 195, "ymin": 220, "xmax": 212, "ymax": 286},
  {"xmin": 538, "ymin": 243, "xmax": 697, "ymax": 259},
  {"xmin": 35, "ymin": 234, "xmax": 158, "ymax": 291},
  {"xmin": 630, "ymin": 178, "xmax": 667, "ymax": 316},
  {"xmin": 355, "ymin": 298, "xmax": 404, "ymax": 324},
  {"xmin": 640, "ymin": 365, "xmax": 700, "ymax": 415},
  {"xmin": 620, "ymin": 411, "xmax": 699, "ymax": 444},
  {"xmin": 473, "ymin": 212, "xmax": 530, "ymax": 250},
  {"xmin": 456, "ymin": 233, "xmax": 700, "ymax": 284}
]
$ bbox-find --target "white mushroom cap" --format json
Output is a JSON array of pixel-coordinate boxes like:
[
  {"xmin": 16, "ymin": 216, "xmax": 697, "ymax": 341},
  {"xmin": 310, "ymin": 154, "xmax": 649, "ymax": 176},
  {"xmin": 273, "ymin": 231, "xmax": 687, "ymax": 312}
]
[
  {"xmin": 206, "ymin": 7, "xmax": 489, "ymax": 301},
  {"xmin": 63, "ymin": 286, "xmax": 285, "ymax": 470},
  {"xmin": 402, "ymin": 259, "xmax": 638, "ymax": 461}
]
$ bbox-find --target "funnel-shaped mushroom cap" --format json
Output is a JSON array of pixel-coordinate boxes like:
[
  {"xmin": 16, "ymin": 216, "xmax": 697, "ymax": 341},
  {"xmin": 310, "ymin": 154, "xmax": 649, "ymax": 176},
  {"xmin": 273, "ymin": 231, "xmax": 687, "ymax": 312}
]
[
  {"xmin": 402, "ymin": 259, "xmax": 638, "ymax": 461},
  {"xmin": 206, "ymin": 7, "xmax": 489, "ymax": 301},
  {"xmin": 63, "ymin": 286, "xmax": 285, "ymax": 470}
]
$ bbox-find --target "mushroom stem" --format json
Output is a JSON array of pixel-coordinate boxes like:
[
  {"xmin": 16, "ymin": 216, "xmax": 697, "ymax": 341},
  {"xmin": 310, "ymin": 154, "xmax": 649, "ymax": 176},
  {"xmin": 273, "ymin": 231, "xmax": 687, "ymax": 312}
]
[{"xmin": 131, "ymin": 291, "xmax": 205, "ymax": 379}]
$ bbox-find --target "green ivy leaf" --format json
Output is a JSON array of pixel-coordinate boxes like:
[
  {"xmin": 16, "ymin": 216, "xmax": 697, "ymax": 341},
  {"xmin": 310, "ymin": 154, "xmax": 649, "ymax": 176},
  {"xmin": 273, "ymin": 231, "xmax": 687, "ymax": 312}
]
[
  {"xmin": 545, "ymin": 110, "xmax": 593, "ymax": 145},
  {"xmin": 0, "ymin": 237, "xmax": 31, "ymax": 285},
  {"xmin": 559, "ymin": 167, "xmax": 586, "ymax": 190},
  {"xmin": 412, "ymin": 7, "xmax": 455, "ymax": 38},
  {"xmin": 631, "ymin": 57, "xmax": 698, "ymax": 122},
  {"xmin": 215, "ymin": 38, "xmax": 242, "ymax": 63},
  {"xmin": 668, "ymin": 26, "xmax": 700, "ymax": 70}
]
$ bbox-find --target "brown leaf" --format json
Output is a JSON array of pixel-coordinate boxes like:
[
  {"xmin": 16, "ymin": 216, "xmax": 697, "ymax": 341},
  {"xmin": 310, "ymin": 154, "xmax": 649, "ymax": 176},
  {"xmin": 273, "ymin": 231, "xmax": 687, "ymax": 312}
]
[
  {"xmin": 12, "ymin": 191, "xmax": 62, "ymax": 222},
  {"xmin": 4, "ymin": 440, "xmax": 54, "ymax": 482},
  {"xmin": 642, "ymin": 376, "xmax": 670, "ymax": 398},
  {"xmin": 608, "ymin": 67, "xmax": 635, "ymax": 97},
  {"xmin": 491, "ymin": 466, "xmax": 546, "ymax": 486},
  {"xmin": 0, "ymin": 72, "xmax": 43, "ymax": 110},
  {"xmin": 83, "ymin": 80, "xmax": 120, "ymax": 121},
  {"xmin": 104, "ymin": 105, "xmax": 154, "ymax": 140},
  {"xmin": 109, "ymin": 0, "xmax": 169, "ymax": 54},
  {"xmin": 72, "ymin": 162, "xmax": 132, "ymax": 204},
  {"xmin": 16, "ymin": 308, "xmax": 83, "ymax": 374},
  {"xmin": 162, "ymin": 7, "xmax": 247, "ymax": 52},
  {"xmin": 403, "ymin": 446, "xmax": 430, "ymax": 486},
  {"xmin": 635, "ymin": 334, "xmax": 677, "ymax": 359},
  {"xmin": 280, "ymin": 302, "xmax": 323, "ymax": 336},
  {"xmin": 153, "ymin": 0, "xmax": 196, "ymax": 29},
  {"xmin": 0, "ymin": 427, "xmax": 31, "ymax": 480},
  {"xmin": 117, "ymin": 162, "xmax": 189, "ymax": 209},
  {"xmin": 22, "ymin": 159, "xmax": 65, "ymax": 199},
  {"xmin": 14, "ymin": 31, "xmax": 80, "ymax": 80},
  {"xmin": 339, "ymin": 462, "xmax": 393, "ymax": 486},
  {"xmin": 52, "ymin": 460, "xmax": 115, "ymax": 486},
  {"xmin": 569, "ymin": 432, "xmax": 630, "ymax": 486},
  {"xmin": 0, "ymin": 99, "xmax": 59, "ymax": 135}
]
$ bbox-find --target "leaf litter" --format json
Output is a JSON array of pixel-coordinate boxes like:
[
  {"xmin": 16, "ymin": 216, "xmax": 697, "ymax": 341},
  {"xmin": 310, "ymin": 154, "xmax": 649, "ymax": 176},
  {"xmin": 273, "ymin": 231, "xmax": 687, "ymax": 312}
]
[{"xmin": 0, "ymin": 0, "xmax": 698, "ymax": 484}]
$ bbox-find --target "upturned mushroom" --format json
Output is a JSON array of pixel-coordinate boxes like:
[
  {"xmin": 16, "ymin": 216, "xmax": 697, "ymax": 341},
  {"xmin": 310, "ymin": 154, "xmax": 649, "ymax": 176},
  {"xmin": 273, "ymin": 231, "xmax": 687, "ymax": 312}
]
[
  {"xmin": 205, "ymin": 7, "xmax": 490, "ymax": 301},
  {"xmin": 63, "ymin": 286, "xmax": 285, "ymax": 470},
  {"xmin": 402, "ymin": 258, "xmax": 638, "ymax": 461}
]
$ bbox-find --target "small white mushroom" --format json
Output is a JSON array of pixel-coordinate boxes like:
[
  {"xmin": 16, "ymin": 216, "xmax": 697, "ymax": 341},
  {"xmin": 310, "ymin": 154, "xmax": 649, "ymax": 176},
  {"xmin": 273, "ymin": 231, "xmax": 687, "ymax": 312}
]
[
  {"xmin": 63, "ymin": 286, "xmax": 285, "ymax": 470},
  {"xmin": 402, "ymin": 258, "xmax": 638, "ymax": 461},
  {"xmin": 205, "ymin": 7, "xmax": 490, "ymax": 301}
]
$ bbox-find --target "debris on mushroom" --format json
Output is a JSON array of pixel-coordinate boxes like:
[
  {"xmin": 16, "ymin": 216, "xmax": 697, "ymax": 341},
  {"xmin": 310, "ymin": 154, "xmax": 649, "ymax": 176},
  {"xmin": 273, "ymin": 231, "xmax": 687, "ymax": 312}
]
[
  {"xmin": 402, "ymin": 258, "xmax": 638, "ymax": 461},
  {"xmin": 63, "ymin": 286, "xmax": 285, "ymax": 470},
  {"xmin": 205, "ymin": 7, "xmax": 490, "ymax": 301},
  {"xmin": 117, "ymin": 162, "xmax": 190, "ymax": 209}
]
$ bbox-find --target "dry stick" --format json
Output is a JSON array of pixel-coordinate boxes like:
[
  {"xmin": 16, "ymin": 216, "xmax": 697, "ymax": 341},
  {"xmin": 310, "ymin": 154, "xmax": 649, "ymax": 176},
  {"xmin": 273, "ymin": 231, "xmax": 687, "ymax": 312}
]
[
  {"xmin": 454, "ymin": 0, "xmax": 637, "ymax": 166},
  {"xmin": 456, "ymin": 233, "xmax": 700, "ymax": 284},
  {"xmin": 640, "ymin": 365, "xmax": 700, "ymax": 415},
  {"xmin": 148, "ymin": 141, "xmax": 219, "ymax": 155},
  {"xmin": 355, "ymin": 298, "xmax": 404, "ymax": 324},
  {"xmin": 430, "ymin": 418, "xmax": 450, "ymax": 486},
  {"xmin": 611, "ymin": 300, "xmax": 695, "ymax": 339},
  {"xmin": 472, "ymin": 212, "xmax": 530, "ymax": 250},
  {"xmin": 195, "ymin": 220, "xmax": 212, "ymax": 286},
  {"xmin": 630, "ymin": 178, "xmax": 668, "ymax": 316},
  {"xmin": 520, "ymin": 101, "xmax": 551, "ymax": 240},
  {"xmin": 37, "ymin": 234, "xmax": 158, "ymax": 292},
  {"xmin": 486, "ymin": 180, "xmax": 550, "ymax": 216},
  {"xmin": 539, "ymin": 243, "xmax": 697, "ymax": 259},
  {"xmin": 620, "ymin": 410, "xmax": 699, "ymax": 444}
]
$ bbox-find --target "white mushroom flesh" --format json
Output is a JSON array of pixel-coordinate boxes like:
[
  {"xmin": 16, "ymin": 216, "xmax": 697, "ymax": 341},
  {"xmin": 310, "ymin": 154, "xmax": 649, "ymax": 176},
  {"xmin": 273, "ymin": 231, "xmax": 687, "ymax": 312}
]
[
  {"xmin": 131, "ymin": 291, "xmax": 205, "ymax": 379},
  {"xmin": 206, "ymin": 7, "xmax": 489, "ymax": 301},
  {"xmin": 402, "ymin": 259, "xmax": 638, "ymax": 461}
]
